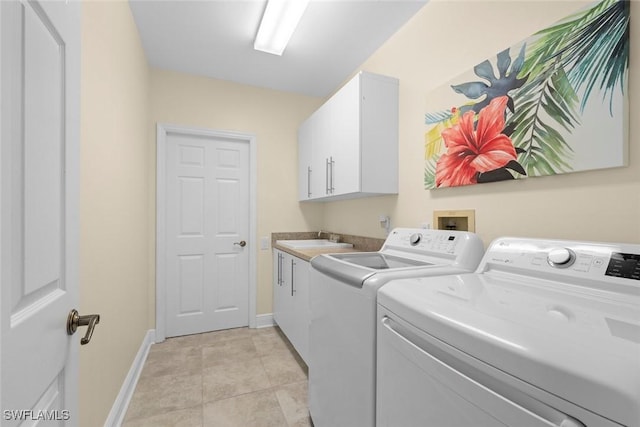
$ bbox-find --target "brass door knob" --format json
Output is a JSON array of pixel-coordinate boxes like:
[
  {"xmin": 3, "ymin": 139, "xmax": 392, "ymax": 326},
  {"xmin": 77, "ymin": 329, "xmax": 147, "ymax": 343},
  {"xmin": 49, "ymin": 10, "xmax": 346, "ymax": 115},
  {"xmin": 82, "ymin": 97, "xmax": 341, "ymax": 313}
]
[{"xmin": 67, "ymin": 309, "xmax": 101, "ymax": 345}]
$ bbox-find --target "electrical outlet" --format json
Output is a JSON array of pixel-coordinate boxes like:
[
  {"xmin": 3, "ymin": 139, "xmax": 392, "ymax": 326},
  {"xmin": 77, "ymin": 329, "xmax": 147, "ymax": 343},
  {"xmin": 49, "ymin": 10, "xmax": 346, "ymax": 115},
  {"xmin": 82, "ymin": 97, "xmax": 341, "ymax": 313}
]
[{"xmin": 260, "ymin": 236, "xmax": 270, "ymax": 250}]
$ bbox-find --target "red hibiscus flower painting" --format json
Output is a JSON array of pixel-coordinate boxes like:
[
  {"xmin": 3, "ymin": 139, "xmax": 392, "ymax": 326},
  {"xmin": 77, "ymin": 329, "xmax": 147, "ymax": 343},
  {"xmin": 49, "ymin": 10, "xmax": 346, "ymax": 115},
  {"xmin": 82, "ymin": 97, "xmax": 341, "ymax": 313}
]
[
  {"xmin": 435, "ymin": 96, "xmax": 517, "ymax": 188},
  {"xmin": 425, "ymin": 0, "xmax": 628, "ymax": 190}
]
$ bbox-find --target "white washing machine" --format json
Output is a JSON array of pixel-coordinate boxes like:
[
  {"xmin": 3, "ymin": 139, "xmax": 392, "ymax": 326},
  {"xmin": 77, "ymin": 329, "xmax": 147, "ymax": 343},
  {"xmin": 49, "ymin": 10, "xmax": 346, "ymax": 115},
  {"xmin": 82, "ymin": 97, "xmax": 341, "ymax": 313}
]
[
  {"xmin": 308, "ymin": 228, "xmax": 484, "ymax": 427},
  {"xmin": 377, "ymin": 237, "xmax": 640, "ymax": 427}
]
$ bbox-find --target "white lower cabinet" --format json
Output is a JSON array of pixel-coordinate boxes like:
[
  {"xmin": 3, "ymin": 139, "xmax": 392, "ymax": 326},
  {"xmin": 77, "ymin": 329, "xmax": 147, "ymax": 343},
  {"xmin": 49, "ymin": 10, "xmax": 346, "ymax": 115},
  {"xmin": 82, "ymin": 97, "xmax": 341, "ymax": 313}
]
[{"xmin": 273, "ymin": 249, "xmax": 309, "ymax": 362}]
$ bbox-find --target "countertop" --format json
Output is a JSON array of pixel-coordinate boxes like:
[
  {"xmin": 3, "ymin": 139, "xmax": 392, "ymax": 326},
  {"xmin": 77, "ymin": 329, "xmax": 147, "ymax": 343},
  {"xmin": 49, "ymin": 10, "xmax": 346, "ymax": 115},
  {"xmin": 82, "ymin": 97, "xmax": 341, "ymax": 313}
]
[{"xmin": 271, "ymin": 231, "xmax": 384, "ymax": 262}]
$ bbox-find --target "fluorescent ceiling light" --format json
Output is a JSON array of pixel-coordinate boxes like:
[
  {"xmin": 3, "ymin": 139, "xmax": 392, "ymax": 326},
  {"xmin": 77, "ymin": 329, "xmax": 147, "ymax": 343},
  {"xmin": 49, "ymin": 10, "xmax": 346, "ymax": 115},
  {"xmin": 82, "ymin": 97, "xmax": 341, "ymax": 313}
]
[{"xmin": 254, "ymin": 0, "xmax": 310, "ymax": 56}]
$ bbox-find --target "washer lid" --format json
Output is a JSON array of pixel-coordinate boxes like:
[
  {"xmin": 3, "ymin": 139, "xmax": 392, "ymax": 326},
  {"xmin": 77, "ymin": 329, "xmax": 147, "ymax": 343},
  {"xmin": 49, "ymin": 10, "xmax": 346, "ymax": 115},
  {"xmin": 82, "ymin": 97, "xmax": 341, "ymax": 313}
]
[
  {"xmin": 311, "ymin": 252, "xmax": 438, "ymax": 288},
  {"xmin": 378, "ymin": 273, "xmax": 640, "ymax": 426},
  {"xmin": 327, "ymin": 252, "xmax": 433, "ymax": 270}
]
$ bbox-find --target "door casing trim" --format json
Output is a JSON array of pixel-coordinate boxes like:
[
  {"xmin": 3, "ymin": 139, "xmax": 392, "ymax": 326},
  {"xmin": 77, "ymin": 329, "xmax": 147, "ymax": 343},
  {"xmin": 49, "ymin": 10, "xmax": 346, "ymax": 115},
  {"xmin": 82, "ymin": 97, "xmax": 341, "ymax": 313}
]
[{"xmin": 155, "ymin": 123, "xmax": 258, "ymax": 341}]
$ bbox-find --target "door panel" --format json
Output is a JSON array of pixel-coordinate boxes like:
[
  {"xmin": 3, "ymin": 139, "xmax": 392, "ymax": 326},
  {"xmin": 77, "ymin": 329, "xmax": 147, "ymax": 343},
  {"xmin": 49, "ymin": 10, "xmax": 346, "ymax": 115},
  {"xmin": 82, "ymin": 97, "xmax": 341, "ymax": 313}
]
[
  {"xmin": 1, "ymin": 0, "xmax": 80, "ymax": 423},
  {"xmin": 310, "ymin": 106, "xmax": 330, "ymax": 197},
  {"xmin": 178, "ymin": 177, "xmax": 204, "ymax": 236},
  {"xmin": 329, "ymin": 75, "xmax": 360, "ymax": 196},
  {"xmin": 292, "ymin": 258, "xmax": 309, "ymax": 362},
  {"xmin": 177, "ymin": 255, "xmax": 204, "ymax": 315},
  {"xmin": 297, "ymin": 119, "xmax": 313, "ymax": 200},
  {"xmin": 165, "ymin": 133, "xmax": 249, "ymax": 337}
]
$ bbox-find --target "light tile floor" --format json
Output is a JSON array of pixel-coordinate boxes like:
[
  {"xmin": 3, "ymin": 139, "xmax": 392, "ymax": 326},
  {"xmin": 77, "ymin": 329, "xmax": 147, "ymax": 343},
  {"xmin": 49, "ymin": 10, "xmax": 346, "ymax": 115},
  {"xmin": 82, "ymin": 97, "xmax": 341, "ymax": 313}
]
[{"xmin": 122, "ymin": 326, "xmax": 312, "ymax": 427}]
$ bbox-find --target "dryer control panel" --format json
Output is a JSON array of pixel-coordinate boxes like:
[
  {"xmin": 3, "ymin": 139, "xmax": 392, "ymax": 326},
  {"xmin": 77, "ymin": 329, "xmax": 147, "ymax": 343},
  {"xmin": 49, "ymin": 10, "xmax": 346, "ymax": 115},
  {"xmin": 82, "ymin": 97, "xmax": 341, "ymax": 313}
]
[
  {"xmin": 481, "ymin": 238, "xmax": 640, "ymax": 283},
  {"xmin": 605, "ymin": 252, "xmax": 640, "ymax": 280}
]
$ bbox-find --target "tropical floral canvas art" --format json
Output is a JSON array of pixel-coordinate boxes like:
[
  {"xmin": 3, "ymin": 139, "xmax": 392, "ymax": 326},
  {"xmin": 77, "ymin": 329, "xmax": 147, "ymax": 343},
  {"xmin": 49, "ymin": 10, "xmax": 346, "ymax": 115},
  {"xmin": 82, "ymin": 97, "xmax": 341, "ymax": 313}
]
[{"xmin": 424, "ymin": 0, "xmax": 629, "ymax": 189}]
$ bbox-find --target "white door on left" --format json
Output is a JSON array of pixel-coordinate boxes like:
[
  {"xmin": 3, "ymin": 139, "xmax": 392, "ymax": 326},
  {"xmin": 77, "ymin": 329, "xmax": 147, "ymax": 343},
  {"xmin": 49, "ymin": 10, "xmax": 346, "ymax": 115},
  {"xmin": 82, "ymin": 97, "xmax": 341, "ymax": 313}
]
[{"xmin": 1, "ymin": 1, "xmax": 83, "ymax": 425}]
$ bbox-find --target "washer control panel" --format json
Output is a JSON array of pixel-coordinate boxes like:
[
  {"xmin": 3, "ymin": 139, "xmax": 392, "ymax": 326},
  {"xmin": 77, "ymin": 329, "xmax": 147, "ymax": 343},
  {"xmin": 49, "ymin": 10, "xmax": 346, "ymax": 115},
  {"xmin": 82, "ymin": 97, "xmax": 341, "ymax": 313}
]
[
  {"xmin": 382, "ymin": 228, "xmax": 482, "ymax": 258},
  {"xmin": 482, "ymin": 238, "xmax": 640, "ymax": 282},
  {"xmin": 385, "ymin": 229, "xmax": 461, "ymax": 254}
]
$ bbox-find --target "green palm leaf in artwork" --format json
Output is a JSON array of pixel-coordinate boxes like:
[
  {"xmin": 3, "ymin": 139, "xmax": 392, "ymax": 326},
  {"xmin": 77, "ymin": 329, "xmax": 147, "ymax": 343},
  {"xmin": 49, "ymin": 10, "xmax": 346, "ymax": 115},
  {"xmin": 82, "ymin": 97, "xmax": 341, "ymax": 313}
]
[
  {"xmin": 553, "ymin": 0, "xmax": 629, "ymax": 111},
  {"xmin": 509, "ymin": 63, "xmax": 579, "ymax": 175},
  {"xmin": 508, "ymin": 0, "xmax": 629, "ymax": 176},
  {"xmin": 424, "ymin": 158, "xmax": 437, "ymax": 189}
]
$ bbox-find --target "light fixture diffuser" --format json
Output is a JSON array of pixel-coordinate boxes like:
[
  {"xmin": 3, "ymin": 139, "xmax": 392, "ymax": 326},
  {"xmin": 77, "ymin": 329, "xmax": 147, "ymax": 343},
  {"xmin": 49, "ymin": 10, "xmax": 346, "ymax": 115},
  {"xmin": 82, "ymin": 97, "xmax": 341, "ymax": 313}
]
[{"xmin": 254, "ymin": 0, "xmax": 309, "ymax": 56}]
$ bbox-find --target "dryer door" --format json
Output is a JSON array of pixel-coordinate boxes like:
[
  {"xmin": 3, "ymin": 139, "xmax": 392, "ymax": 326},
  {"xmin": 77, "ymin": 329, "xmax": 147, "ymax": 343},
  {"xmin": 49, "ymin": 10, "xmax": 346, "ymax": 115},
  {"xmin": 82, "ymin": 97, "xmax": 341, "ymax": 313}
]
[{"xmin": 376, "ymin": 308, "xmax": 618, "ymax": 427}]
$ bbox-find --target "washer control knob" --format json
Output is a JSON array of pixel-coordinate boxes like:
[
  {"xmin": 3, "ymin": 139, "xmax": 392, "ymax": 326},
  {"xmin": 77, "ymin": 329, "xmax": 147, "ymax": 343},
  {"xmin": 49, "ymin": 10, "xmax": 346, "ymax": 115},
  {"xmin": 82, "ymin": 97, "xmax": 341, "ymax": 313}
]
[
  {"xmin": 547, "ymin": 247, "xmax": 575, "ymax": 268},
  {"xmin": 409, "ymin": 233, "xmax": 422, "ymax": 246}
]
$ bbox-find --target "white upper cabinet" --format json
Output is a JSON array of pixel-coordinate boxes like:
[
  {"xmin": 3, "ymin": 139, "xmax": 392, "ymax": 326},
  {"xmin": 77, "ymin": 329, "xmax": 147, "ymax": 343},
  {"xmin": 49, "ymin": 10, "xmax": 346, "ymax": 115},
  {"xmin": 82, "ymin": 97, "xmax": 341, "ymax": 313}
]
[
  {"xmin": 298, "ymin": 71, "xmax": 399, "ymax": 201},
  {"xmin": 297, "ymin": 118, "xmax": 313, "ymax": 201}
]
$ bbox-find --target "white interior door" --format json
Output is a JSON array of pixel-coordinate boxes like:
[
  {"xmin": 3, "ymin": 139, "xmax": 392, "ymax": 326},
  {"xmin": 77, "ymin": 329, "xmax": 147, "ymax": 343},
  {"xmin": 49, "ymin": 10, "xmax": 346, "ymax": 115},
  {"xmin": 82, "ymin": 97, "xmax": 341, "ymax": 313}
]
[
  {"xmin": 164, "ymin": 130, "xmax": 250, "ymax": 337},
  {"xmin": 1, "ymin": 0, "xmax": 81, "ymax": 424}
]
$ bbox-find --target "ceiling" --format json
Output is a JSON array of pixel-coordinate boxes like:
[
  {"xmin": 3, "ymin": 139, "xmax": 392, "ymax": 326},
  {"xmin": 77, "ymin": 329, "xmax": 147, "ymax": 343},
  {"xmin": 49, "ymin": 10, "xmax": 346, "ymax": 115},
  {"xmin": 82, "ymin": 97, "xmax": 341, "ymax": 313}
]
[{"xmin": 129, "ymin": 0, "xmax": 428, "ymax": 98}]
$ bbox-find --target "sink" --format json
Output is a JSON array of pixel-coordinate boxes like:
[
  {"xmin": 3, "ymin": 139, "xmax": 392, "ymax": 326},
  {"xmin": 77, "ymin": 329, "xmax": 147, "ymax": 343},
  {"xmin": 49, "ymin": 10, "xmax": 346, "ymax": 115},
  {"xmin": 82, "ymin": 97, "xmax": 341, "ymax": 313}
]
[{"xmin": 277, "ymin": 239, "xmax": 353, "ymax": 250}]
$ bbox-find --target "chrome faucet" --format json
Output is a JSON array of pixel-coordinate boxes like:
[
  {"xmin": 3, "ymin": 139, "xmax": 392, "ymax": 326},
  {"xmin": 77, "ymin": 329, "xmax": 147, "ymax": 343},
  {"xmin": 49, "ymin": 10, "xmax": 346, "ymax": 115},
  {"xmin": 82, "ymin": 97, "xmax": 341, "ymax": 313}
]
[{"xmin": 318, "ymin": 230, "xmax": 323, "ymax": 238}]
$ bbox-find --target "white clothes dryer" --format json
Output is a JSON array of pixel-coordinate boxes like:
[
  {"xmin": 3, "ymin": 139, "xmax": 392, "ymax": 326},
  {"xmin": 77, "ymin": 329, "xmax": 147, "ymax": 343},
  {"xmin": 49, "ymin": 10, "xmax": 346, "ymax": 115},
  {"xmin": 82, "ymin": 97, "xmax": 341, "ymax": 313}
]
[
  {"xmin": 308, "ymin": 228, "xmax": 484, "ymax": 427},
  {"xmin": 377, "ymin": 237, "xmax": 640, "ymax": 427}
]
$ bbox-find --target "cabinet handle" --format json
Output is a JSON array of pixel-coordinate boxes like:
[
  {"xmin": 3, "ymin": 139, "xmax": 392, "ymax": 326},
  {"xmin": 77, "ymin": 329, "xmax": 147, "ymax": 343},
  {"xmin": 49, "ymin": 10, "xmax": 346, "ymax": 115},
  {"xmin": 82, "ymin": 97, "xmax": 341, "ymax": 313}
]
[
  {"xmin": 280, "ymin": 253, "xmax": 284, "ymax": 286},
  {"xmin": 307, "ymin": 166, "xmax": 312, "ymax": 198},
  {"xmin": 277, "ymin": 253, "xmax": 282, "ymax": 285},
  {"xmin": 330, "ymin": 156, "xmax": 335, "ymax": 193},
  {"xmin": 291, "ymin": 259, "xmax": 296, "ymax": 296},
  {"xmin": 325, "ymin": 158, "xmax": 330, "ymax": 194}
]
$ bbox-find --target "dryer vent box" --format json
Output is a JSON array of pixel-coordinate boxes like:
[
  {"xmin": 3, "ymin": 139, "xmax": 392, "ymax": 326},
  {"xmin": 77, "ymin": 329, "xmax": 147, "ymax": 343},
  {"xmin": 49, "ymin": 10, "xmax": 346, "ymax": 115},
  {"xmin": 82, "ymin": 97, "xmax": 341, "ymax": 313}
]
[{"xmin": 433, "ymin": 209, "xmax": 475, "ymax": 232}]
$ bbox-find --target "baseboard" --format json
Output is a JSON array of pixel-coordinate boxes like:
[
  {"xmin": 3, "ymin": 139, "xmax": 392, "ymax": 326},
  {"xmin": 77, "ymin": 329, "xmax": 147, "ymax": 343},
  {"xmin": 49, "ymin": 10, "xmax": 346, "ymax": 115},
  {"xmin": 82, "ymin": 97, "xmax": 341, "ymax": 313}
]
[
  {"xmin": 255, "ymin": 313, "xmax": 275, "ymax": 328},
  {"xmin": 104, "ymin": 329, "xmax": 156, "ymax": 427}
]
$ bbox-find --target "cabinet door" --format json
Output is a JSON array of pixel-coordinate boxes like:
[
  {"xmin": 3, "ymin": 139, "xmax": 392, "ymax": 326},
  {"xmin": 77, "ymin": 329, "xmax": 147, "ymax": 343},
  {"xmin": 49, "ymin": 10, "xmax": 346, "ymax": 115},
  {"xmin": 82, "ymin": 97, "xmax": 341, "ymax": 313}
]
[
  {"xmin": 359, "ymin": 72, "xmax": 399, "ymax": 195},
  {"xmin": 297, "ymin": 118, "xmax": 313, "ymax": 201},
  {"xmin": 292, "ymin": 258, "xmax": 310, "ymax": 363},
  {"xmin": 311, "ymin": 105, "xmax": 331, "ymax": 198},
  {"xmin": 273, "ymin": 251, "xmax": 310, "ymax": 363},
  {"xmin": 272, "ymin": 250, "xmax": 282, "ymax": 325},
  {"xmin": 273, "ymin": 250, "xmax": 291, "ymax": 328},
  {"xmin": 276, "ymin": 252, "xmax": 297, "ymax": 340},
  {"xmin": 329, "ymin": 74, "xmax": 361, "ymax": 196}
]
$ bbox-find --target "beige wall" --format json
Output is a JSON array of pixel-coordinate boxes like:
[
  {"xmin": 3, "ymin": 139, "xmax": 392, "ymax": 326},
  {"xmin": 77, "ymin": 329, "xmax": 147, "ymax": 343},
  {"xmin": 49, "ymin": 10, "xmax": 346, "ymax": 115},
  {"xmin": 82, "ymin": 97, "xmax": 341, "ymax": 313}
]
[
  {"xmin": 148, "ymin": 70, "xmax": 323, "ymax": 317},
  {"xmin": 323, "ymin": 0, "xmax": 640, "ymax": 246},
  {"xmin": 79, "ymin": 1, "xmax": 151, "ymax": 425}
]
